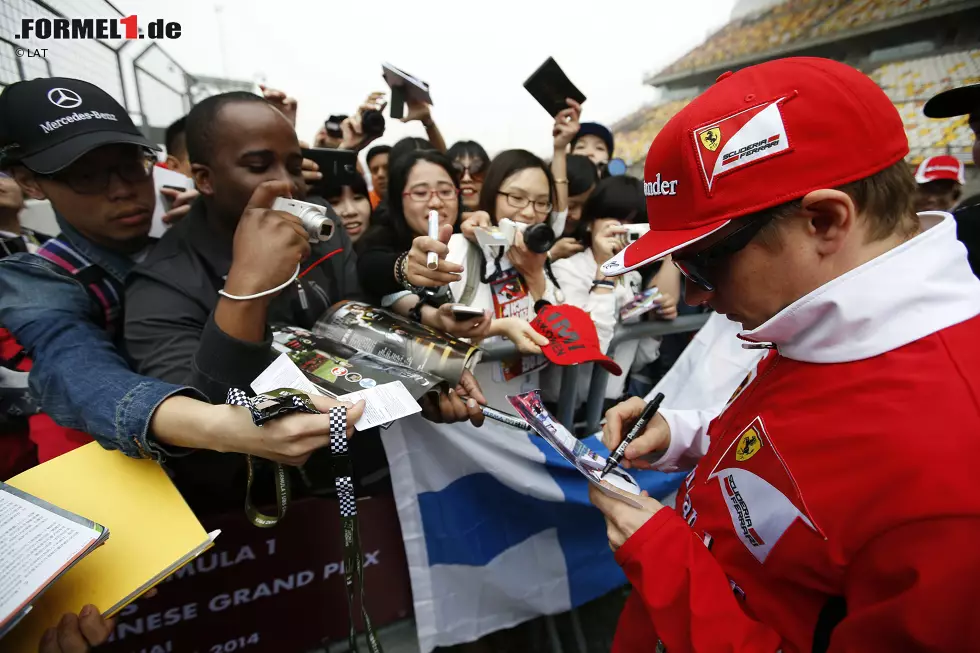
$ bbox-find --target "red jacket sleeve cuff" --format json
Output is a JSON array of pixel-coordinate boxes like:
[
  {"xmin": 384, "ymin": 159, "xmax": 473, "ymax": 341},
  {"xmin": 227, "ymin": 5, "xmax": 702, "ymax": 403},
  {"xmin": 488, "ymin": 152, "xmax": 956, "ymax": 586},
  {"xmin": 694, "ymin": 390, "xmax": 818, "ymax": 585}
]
[{"xmin": 614, "ymin": 505, "xmax": 677, "ymax": 566}]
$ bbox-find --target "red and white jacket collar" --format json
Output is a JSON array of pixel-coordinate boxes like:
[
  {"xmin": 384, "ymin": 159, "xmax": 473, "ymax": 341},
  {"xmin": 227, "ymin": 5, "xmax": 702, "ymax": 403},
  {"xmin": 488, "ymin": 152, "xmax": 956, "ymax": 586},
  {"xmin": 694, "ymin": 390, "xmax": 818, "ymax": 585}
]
[{"xmin": 739, "ymin": 211, "xmax": 980, "ymax": 363}]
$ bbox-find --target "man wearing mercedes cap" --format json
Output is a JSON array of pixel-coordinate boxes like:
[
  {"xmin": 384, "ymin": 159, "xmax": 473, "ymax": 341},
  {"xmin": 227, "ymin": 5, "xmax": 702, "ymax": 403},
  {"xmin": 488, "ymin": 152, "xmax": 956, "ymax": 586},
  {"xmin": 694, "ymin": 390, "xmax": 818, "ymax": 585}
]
[
  {"xmin": 924, "ymin": 80, "xmax": 980, "ymax": 277},
  {"xmin": 0, "ymin": 77, "xmax": 367, "ymax": 652},
  {"xmin": 590, "ymin": 58, "xmax": 980, "ymax": 652}
]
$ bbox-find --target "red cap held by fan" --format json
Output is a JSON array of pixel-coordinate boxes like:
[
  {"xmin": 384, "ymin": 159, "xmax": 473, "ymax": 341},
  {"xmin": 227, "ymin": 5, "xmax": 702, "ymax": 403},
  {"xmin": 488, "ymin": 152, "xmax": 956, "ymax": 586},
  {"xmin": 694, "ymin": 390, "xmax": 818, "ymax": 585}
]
[{"xmin": 530, "ymin": 304, "xmax": 622, "ymax": 376}]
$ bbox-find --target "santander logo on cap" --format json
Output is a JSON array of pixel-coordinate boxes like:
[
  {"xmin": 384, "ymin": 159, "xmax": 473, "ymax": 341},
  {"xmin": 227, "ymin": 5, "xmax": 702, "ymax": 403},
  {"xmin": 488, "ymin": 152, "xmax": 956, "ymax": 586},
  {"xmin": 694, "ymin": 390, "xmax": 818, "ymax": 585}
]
[{"xmin": 692, "ymin": 96, "xmax": 793, "ymax": 192}]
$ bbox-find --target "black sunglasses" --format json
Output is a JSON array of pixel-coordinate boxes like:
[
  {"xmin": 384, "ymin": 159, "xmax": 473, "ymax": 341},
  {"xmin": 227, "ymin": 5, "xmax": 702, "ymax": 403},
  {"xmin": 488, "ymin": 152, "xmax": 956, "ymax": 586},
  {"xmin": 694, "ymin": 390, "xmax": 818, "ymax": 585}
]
[
  {"xmin": 452, "ymin": 159, "xmax": 485, "ymax": 178},
  {"xmin": 672, "ymin": 215, "xmax": 774, "ymax": 292}
]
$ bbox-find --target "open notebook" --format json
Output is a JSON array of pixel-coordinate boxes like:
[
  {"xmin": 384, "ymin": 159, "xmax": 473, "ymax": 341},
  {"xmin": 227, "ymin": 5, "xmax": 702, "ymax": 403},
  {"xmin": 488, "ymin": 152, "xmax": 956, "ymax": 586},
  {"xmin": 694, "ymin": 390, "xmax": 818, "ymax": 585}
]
[{"xmin": 0, "ymin": 442, "xmax": 218, "ymax": 652}]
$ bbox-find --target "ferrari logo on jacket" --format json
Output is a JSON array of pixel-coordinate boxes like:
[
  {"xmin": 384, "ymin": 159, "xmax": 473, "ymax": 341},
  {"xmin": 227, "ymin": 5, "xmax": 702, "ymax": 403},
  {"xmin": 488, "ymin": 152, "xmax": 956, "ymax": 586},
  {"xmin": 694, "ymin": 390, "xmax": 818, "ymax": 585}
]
[
  {"xmin": 708, "ymin": 416, "xmax": 820, "ymax": 563},
  {"xmin": 735, "ymin": 426, "xmax": 762, "ymax": 462}
]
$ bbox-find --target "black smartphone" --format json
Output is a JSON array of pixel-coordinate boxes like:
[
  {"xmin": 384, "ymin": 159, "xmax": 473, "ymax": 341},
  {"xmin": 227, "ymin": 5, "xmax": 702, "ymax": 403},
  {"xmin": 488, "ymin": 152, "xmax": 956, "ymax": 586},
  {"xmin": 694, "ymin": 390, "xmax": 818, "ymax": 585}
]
[
  {"xmin": 301, "ymin": 147, "xmax": 358, "ymax": 185},
  {"xmin": 524, "ymin": 57, "xmax": 587, "ymax": 117},
  {"xmin": 450, "ymin": 305, "xmax": 485, "ymax": 321}
]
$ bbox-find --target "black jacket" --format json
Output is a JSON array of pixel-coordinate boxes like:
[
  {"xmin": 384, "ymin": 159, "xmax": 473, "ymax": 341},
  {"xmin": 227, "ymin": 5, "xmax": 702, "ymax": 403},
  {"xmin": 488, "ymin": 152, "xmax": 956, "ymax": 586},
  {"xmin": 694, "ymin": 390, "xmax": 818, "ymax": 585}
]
[
  {"xmin": 123, "ymin": 197, "xmax": 364, "ymax": 513},
  {"xmin": 124, "ymin": 197, "xmax": 362, "ymax": 401},
  {"xmin": 954, "ymin": 200, "xmax": 980, "ymax": 279}
]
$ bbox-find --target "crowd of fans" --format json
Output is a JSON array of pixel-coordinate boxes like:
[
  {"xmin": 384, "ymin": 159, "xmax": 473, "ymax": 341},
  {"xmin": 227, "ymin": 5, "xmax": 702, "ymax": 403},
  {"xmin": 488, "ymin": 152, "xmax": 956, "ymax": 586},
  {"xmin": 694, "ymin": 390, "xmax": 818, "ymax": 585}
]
[
  {"xmin": 0, "ymin": 68, "xmax": 684, "ymax": 650},
  {"xmin": 1, "ymin": 41, "xmax": 979, "ymax": 650}
]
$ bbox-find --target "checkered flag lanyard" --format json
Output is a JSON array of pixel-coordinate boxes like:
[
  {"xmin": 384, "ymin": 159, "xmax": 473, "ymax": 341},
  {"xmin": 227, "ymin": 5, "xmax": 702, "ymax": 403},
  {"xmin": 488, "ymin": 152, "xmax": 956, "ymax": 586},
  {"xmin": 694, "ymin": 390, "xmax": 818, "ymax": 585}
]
[
  {"xmin": 226, "ymin": 388, "xmax": 319, "ymax": 528},
  {"xmin": 226, "ymin": 389, "xmax": 383, "ymax": 653},
  {"xmin": 329, "ymin": 405, "xmax": 383, "ymax": 653}
]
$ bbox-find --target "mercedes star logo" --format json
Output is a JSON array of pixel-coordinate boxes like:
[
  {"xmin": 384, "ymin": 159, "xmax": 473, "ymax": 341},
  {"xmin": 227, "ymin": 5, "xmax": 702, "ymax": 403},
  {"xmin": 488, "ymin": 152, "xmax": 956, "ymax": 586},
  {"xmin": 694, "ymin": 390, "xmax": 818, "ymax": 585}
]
[{"xmin": 47, "ymin": 87, "xmax": 82, "ymax": 109}]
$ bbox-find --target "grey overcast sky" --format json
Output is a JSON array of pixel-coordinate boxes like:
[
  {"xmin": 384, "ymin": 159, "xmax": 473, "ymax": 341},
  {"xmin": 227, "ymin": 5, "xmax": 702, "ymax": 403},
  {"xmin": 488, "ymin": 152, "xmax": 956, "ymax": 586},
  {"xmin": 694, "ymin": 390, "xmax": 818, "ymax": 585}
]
[{"xmin": 122, "ymin": 0, "xmax": 737, "ymax": 159}]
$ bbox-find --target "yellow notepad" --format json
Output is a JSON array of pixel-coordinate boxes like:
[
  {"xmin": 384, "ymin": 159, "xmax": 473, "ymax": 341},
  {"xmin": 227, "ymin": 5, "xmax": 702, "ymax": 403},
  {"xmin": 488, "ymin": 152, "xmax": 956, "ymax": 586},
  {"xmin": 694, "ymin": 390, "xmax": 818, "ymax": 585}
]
[{"xmin": 2, "ymin": 442, "xmax": 218, "ymax": 652}]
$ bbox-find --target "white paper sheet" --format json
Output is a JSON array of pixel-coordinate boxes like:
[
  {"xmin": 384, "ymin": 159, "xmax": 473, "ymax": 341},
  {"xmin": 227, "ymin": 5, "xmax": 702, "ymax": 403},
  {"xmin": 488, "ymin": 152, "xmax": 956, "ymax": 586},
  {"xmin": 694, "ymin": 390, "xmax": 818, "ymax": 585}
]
[
  {"xmin": 338, "ymin": 381, "xmax": 422, "ymax": 431},
  {"xmin": 250, "ymin": 353, "xmax": 325, "ymax": 397},
  {"xmin": 0, "ymin": 490, "xmax": 100, "ymax": 629}
]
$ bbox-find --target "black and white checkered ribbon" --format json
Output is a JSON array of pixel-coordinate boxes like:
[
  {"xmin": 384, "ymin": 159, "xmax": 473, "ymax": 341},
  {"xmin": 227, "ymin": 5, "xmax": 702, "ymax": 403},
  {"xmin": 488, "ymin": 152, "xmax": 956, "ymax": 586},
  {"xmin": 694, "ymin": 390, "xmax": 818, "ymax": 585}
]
[
  {"xmin": 329, "ymin": 406, "xmax": 358, "ymax": 519},
  {"xmin": 327, "ymin": 406, "xmax": 382, "ymax": 653},
  {"xmin": 229, "ymin": 390, "xmax": 381, "ymax": 652},
  {"xmin": 226, "ymin": 388, "xmax": 318, "ymax": 528}
]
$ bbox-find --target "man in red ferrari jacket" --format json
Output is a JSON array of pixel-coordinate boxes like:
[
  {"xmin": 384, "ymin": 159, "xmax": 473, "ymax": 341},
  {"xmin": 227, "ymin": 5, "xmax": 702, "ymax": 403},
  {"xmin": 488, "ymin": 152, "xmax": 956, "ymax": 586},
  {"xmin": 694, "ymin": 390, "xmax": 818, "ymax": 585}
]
[{"xmin": 593, "ymin": 57, "xmax": 980, "ymax": 652}]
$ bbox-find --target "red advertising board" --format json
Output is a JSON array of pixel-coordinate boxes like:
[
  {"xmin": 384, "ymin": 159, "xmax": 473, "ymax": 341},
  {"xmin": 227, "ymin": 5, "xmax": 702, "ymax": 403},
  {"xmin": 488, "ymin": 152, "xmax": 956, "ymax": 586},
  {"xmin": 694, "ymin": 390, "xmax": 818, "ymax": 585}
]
[{"xmin": 98, "ymin": 495, "xmax": 413, "ymax": 653}]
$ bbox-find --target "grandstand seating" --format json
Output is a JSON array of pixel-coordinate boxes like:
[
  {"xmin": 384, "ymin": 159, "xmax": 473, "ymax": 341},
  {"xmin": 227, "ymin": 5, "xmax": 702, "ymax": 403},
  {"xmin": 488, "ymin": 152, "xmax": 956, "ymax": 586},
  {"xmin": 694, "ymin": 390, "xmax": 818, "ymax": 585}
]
[
  {"xmin": 870, "ymin": 50, "xmax": 979, "ymax": 163},
  {"xmin": 613, "ymin": 99, "xmax": 692, "ymax": 166},
  {"xmin": 614, "ymin": 49, "xmax": 978, "ymax": 166},
  {"xmin": 655, "ymin": 0, "xmax": 964, "ymax": 79},
  {"xmin": 813, "ymin": 0, "xmax": 961, "ymax": 37},
  {"xmin": 658, "ymin": 0, "xmax": 841, "ymax": 77}
]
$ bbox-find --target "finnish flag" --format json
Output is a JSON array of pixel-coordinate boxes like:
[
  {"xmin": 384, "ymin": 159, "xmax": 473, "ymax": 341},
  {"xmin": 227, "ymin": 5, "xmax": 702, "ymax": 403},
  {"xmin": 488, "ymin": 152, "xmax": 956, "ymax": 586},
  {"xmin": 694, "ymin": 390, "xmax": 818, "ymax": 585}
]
[{"xmin": 381, "ymin": 416, "xmax": 685, "ymax": 652}]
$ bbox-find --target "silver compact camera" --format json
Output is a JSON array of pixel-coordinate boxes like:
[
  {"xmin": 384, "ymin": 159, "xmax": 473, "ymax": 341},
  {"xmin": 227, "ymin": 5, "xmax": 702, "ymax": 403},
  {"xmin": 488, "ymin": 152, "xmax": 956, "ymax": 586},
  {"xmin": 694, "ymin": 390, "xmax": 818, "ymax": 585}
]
[
  {"xmin": 271, "ymin": 198, "xmax": 335, "ymax": 243},
  {"xmin": 474, "ymin": 218, "xmax": 555, "ymax": 254},
  {"xmin": 624, "ymin": 224, "xmax": 650, "ymax": 243}
]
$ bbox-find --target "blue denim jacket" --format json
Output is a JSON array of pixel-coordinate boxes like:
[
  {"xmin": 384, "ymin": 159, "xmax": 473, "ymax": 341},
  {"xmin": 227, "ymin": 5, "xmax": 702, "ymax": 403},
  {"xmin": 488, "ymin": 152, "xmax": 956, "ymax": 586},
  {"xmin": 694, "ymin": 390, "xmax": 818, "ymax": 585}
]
[{"xmin": 0, "ymin": 214, "xmax": 200, "ymax": 461}]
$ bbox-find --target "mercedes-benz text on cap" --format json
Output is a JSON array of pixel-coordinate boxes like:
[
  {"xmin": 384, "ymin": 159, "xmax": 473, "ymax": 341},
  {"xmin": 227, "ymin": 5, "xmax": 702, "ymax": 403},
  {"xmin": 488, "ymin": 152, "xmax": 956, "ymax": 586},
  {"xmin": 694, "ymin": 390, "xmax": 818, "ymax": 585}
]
[
  {"xmin": 601, "ymin": 57, "xmax": 910, "ymax": 277},
  {"xmin": 0, "ymin": 77, "xmax": 157, "ymax": 175}
]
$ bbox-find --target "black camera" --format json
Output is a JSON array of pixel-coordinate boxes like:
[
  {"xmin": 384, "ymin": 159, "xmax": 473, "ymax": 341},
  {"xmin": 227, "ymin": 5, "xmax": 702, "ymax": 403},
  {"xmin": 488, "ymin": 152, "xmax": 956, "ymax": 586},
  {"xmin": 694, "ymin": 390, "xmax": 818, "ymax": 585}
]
[
  {"xmin": 523, "ymin": 222, "xmax": 556, "ymax": 254},
  {"xmin": 361, "ymin": 108, "xmax": 386, "ymax": 138}
]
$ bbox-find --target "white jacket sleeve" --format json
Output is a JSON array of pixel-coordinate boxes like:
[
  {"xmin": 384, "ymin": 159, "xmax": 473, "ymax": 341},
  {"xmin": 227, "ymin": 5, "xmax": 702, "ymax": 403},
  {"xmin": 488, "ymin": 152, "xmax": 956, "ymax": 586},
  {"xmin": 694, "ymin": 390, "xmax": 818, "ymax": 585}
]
[
  {"xmin": 647, "ymin": 407, "xmax": 719, "ymax": 472},
  {"xmin": 552, "ymin": 252, "xmax": 617, "ymax": 352}
]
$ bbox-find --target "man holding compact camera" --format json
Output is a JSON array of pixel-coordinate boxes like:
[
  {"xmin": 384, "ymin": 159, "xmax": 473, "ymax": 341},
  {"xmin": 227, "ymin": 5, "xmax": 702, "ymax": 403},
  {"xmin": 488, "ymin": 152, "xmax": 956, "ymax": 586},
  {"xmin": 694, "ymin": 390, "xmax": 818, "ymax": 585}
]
[{"xmin": 124, "ymin": 91, "xmax": 361, "ymax": 403}]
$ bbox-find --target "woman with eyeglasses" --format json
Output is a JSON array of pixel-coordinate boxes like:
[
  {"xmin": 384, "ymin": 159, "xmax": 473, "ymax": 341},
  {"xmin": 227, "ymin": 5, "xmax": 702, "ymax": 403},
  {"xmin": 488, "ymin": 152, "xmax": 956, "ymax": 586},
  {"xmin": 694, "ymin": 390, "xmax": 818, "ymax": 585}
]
[
  {"xmin": 408, "ymin": 148, "xmax": 577, "ymax": 408},
  {"xmin": 356, "ymin": 150, "xmax": 495, "ymax": 341},
  {"xmin": 447, "ymin": 141, "xmax": 490, "ymax": 212}
]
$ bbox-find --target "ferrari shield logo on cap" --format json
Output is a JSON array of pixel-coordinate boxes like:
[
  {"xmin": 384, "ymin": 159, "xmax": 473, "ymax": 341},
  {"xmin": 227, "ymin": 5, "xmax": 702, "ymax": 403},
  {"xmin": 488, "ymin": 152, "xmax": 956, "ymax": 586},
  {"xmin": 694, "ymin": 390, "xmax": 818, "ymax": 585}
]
[
  {"xmin": 693, "ymin": 96, "xmax": 792, "ymax": 192},
  {"xmin": 699, "ymin": 127, "xmax": 721, "ymax": 151}
]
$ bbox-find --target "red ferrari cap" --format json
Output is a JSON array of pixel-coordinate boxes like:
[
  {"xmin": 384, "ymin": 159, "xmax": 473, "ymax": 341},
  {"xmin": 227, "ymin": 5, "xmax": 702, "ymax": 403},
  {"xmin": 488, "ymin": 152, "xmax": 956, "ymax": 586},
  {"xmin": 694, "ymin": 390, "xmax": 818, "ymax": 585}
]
[
  {"xmin": 530, "ymin": 304, "xmax": 622, "ymax": 376},
  {"xmin": 914, "ymin": 155, "xmax": 965, "ymax": 185},
  {"xmin": 601, "ymin": 57, "xmax": 909, "ymax": 276}
]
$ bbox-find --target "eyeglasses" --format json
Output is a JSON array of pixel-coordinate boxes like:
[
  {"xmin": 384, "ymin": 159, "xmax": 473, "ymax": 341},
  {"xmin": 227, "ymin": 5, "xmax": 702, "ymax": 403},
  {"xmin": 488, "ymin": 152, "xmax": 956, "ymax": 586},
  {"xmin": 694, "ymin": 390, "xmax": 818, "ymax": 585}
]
[
  {"xmin": 453, "ymin": 159, "xmax": 485, "ymax": 179},
  {"xmin": 48, "ymin": 152, "xmax": 156, "ymax": 195},
  {"xmin": 403, "ymin": 184, "xmax": 458, "ymax": 203},
  {"xmin": 498, "ymin": 192, "xmax": 552, "ymax": 215},
  {"xmin": 672, "ymin": 215, "xmax": 773, "ymax": 292}
]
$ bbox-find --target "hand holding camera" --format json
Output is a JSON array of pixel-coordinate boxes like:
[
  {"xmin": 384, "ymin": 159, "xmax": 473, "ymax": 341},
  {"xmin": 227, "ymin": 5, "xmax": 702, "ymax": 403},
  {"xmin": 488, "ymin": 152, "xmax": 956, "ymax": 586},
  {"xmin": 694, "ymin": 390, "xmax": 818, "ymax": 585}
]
[
  {"xmin": 506, "ymin": 229, "xmax": 550, "ymax": 299},
  {"xmin": 460, "ymin": 210, "xmax": 493, "ymax": 243},
  {"xmin": 224, "ymin": 181, "xmax": 312, "ymax": 300},
  {"xmin": 338, "ymin": 92, "xmax": 387, "ymax": 152},
  {"xmin": 475, "ymin": 218, "xmax": 556, "ymax": 254},
  {"xmin": 593, "ymin": 221, "xmax": 628, "ymax": 264}
]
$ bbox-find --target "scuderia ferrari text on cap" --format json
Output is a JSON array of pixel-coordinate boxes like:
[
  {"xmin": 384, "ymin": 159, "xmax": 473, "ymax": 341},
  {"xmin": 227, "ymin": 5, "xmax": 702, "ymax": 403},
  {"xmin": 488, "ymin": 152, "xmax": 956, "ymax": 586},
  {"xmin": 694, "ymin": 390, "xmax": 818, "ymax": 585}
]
[
  {"xmin": 0, "ymin": 77, "xmax": 157, "ymax": 174},
  {"xmin": 601, "ymin": 57, "xmax": 910, "ymax": 276}
]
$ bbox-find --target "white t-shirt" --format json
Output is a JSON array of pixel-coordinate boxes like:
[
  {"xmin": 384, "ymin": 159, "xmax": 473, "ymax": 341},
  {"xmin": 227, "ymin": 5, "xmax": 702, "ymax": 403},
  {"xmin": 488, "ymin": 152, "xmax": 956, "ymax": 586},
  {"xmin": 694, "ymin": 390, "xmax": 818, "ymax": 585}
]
[{"xmin": 447, "ymin": 233, "xmax": 559, "ymax": 410}]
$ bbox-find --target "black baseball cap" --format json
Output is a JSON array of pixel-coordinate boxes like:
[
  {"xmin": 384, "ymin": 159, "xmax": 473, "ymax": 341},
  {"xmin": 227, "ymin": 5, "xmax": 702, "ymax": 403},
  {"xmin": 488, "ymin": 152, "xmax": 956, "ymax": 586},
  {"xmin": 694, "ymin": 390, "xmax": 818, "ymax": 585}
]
[
  {"xmin": 923, "ymin": 83, "xmax": 980, "ymax": 119},
  {"xmin": 571, "ymin": 122, "xmax": 615, "ymax": 157},
  {"xmin": 0, "ymin": 77, "xmax": 157, "ymax": 174}
]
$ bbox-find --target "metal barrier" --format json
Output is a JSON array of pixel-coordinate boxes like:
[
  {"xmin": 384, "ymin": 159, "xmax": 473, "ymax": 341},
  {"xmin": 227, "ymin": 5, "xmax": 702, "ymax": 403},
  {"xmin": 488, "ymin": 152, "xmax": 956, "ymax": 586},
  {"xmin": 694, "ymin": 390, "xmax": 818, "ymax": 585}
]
[
  {"xmin": 481, "ymin": 313, "xmax": 711, "ymax": 431},
  {"xmin": 583, "ymin": 314, "xmax": 710, "ymax": 432}
]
